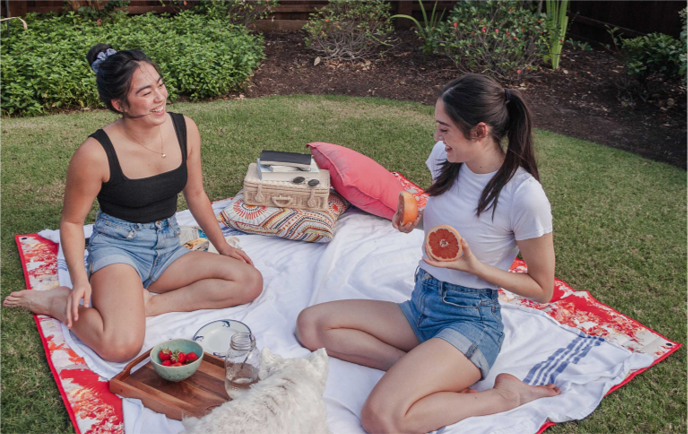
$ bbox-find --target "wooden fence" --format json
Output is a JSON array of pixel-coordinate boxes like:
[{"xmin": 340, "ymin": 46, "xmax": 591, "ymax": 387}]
[
  {"xmin": 568, "ymin": 1, "xmax": 683, "ymax": 44},
  {"xmin": 2, "ymin": 1, "xmax": 684, "ymax": 43}
]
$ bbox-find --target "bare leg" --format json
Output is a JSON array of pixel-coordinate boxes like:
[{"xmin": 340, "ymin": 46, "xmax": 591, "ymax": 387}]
[
  {"xmin": 145, "ymin": 251, "xmax": 263, "ymax": 316},
  {"xmin": 4, "ymin": 286, "xmax": 71, "ymax": 321},
  {"xmin": 4, "ymin": 264, "xmax": 146, "ymax": 362},
  {"xmin": 361, "ymin": 338, "xmax": 561, "ymax": 434},
  {"xmin": 296, "ymin": 300, "xmax": 420, "ymax": 371}
]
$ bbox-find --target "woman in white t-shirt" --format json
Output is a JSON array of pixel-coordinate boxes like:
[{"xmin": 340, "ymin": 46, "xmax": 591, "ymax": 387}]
[{"xmin": 296, "ymin": 74, "xmax": 560, "ymax": 433}]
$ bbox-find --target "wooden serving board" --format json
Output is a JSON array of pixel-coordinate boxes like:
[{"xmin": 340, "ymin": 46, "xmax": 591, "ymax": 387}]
[{"xmin": 110, "ymin": 351, "xmax": 230, "ymax": 420}]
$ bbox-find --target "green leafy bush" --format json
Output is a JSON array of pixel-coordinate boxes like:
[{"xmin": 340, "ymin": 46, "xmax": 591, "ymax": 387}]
[
  {"xmin": 1, "ymin": 11, "xmax": 265, "ymax": 116},
  {"xmin": 608, "ymin": 19, "xmax": 685, "ymax": 101},
  {"xmin": 391, "ymin": 0, "xmax": 446, "ymax": 55},
  {"xmin": 303, "ymin": 0, "xmax": 394, "ymax": 61},
  {"xmin": 63, "ymin": 0, "xmax": 130, "ymax": 20},
  {"xmin": 619, "ymin": 33, "xmax": 683, "ymax": 81},
  {"xmin": 434, "ymin": 0, "xmax": 551, "ymax": 82},
  {"xmin": 191, "ymin": 0, "xmax": 278, "ymax": 27}
]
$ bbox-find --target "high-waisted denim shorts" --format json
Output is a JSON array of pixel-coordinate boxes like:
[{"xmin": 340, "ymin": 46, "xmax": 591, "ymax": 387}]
[
  {"xmin": 86, "ymin": 211, "xmax": 190, "ymax": 289},
  {"xmin": 399, "ymin": 269, "xmax": 504, "ymax": 379}
]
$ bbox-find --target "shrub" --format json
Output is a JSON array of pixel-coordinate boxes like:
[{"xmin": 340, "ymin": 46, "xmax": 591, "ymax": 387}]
[
  {"xmin": 1, "ymin": 11, "xmax": 265, "ymax": 116},
  {"xmin": 303, "ymin": 0, "xmax": 394, "ymax": 61},
  {"xmin": 434, "ymin": 0, "xmax": 551, "ymax": 82},
  {"xmin": 544, "ymin": 0, "xmax": 569, "ymax": 70},
  {"xmin": 192, "ymin": 0, "xmax": 278, "ymax": 27},
  {"xmin": 619, "ymin": 33, "xmax": 683, "ymax": 82},
  {"xmin": 390, "ymin": 0, "xmax": 446, "ymax": 55},
  {"xmin": 63, "ymin": 0, "xmax": 130, "ymax": 20},
  {"xmin": 608, "ymin": 20, "xmax": 685, "ymax": 101}
]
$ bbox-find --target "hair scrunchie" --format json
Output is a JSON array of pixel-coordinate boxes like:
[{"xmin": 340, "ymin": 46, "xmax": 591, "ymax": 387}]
[
  {"xmin": 504, "ymin": 88, "xmax": 512, "ymax": 104},
  {"xmin": 91, "ymin": 48, "xmax": 117, "ymax": 73}
]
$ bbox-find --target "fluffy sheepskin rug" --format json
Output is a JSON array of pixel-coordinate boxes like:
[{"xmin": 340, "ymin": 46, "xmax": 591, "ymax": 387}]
[{"xmin": 182, "ymin": 348, "xmax": 331, "ymax": 434}]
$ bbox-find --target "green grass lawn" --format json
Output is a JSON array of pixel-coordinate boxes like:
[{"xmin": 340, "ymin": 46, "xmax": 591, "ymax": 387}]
[{"xmin": 2, "ymin": 95, "xmax": 686, "ymax": 433}]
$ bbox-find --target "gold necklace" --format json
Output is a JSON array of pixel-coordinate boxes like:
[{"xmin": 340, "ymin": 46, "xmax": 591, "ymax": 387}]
[{"xmin": 122, "ymin": 125, "xmax": 166, "ymax": 158}]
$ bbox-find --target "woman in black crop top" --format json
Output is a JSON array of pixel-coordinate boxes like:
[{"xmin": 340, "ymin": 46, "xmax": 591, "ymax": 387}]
[{"xmin": 4, "ymin": 45, "xmax": 263, "ymax": 362}]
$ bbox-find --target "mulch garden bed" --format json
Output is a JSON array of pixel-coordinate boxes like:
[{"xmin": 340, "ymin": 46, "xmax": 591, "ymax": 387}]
[{"xmin": 237, "ymin": 30, "xmax": 686, "ymax": 169}]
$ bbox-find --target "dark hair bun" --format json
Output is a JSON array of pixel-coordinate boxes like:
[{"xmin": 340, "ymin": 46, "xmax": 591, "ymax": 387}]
[{"xmin": 86, "ymin": 43, "xmax": 114, "ymax": 71}]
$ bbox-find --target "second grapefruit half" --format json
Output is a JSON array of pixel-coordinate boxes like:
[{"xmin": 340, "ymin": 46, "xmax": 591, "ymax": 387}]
[
  {"xmin": 398, "ymin": 191, "xmax": 419, "ymax": 226},
  {"xmin": 425, "ymin": 225, "xmax": 463, "ymax": 262}
]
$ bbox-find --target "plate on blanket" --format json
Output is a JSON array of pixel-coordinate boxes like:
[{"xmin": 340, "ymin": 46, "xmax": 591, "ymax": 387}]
[{"xmin": 192, "ymin": 320, "xmax": 251, "ymax": 357}]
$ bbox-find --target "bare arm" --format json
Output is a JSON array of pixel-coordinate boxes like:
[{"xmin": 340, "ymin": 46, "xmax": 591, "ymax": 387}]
[
  {"xmin": 181, "ymin": 116, "xmax": 253, "ymax": 265},
  {"xmin": 60, "ymin": 138, "xmax": 108, "ymax": 327},
  {"xmin": 424, "ymin": 233, "xmax": 555, "ymax": 304}
]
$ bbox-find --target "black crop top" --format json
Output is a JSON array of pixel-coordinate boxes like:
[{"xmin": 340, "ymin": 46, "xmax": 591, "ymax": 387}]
[{"xmin": 90, "ymin": 112, "xmax": 188, "ymax": 223}]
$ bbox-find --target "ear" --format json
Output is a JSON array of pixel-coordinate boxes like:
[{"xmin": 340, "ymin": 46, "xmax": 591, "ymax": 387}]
[
  {"xmin": 259, "ymin": 348, "xmax": 283, "ymax": 380},
  {"xmin": 308, "ymin": 348, "xmax": 329, "ymax": 384},
  {"xmin": 471, "ymin": 122, "xmax": 489, "ymax": 141},
  {"xmin": 110, "ymin": 98, "xmax": 124, "ymax": 114}
]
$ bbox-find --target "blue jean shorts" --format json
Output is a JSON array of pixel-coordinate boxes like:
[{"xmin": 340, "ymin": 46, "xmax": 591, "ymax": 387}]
[
  {"xmin": 86, "ymin": 211, "xmax": 190, "ymax": 289},
  {"xmin": 399, "ymin": 269, "xmax": 504, "ymax": 379}
]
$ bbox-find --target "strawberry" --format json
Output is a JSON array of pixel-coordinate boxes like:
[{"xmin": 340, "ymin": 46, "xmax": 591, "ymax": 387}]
[
  {"xmin": 162, "ymin": 360, "xmax": 172, "ymax": 366},
  {"xmin": 185, "ymin": 352, "xmax": 199, "ymax": 364},
  {"xmin": 170, "ymin": 350, "xmax": 186, "ymax": 364},
  {"xmin": 158, "ymin": 348, "xmax": 172, "ymax": 361},
  {"xmin": 172, "ymin": 362, "xmax": 183, "ymax": 367}
]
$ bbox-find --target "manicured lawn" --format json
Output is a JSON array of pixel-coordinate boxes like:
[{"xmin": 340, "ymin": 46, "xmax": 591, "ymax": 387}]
[{"xmin": 2, "ymin": 95, "xmax": 685, "ymax": 433}]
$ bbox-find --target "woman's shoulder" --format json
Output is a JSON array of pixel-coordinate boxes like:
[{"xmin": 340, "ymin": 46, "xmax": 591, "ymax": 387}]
[
  {"xmin": 176, "ymin": 113, "xmax": 198, "ymax": 131},
  {"xmin": 72, "ymin": 135, "xmax": 109, "ymax": 168},
  {"xmin": 508, "ymin": 167, "xmax": 544, "ymax": 192},
  {"xmin": 507, "ymin": 167, "xmax": 550, "ymax": 209}
]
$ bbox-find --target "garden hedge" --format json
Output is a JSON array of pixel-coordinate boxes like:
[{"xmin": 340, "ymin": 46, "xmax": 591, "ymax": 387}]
[{"xmin": 1, "ymin": 11, "xmax": 265, "ymax": 116}]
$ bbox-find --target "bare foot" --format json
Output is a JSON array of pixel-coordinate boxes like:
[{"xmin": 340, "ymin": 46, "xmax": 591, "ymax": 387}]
[
  {"xmin": 493, "ymin": 373, "xmax": 561, "ymax": 408},
  {"xmin": 458, "ymin": 388, "xmax": 478, "ymax": 394},
  {"xmin": 3, "ymin": 287, "xmax": 70, "ymax": 321}
]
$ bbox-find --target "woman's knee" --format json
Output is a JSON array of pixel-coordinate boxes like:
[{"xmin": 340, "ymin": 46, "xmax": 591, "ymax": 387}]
[
  {"xmin": 360, "ymin": 398, "xmax": 401, "ymax": 434},
  {"xmin": 239, "ymin": 266, "xmax": 263, "ymax": 303},
  {"xmin": 98, "ymin": 332, "xmax": 144, "ymax": 362},
  {"xmin": 295, "ymin": 306, "xmax": 325, "ymax": 350}
]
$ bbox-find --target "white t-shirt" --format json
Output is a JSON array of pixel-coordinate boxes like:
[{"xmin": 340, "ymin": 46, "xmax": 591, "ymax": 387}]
[{"xmin": 419, "ymin": 142, "xmax": 552, "ymax": 290}]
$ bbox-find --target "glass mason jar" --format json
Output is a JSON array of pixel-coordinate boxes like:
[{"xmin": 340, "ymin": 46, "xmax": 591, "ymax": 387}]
[{"xmin": 224, "ymin": 332, "xmax": 261, "ymax": 399}]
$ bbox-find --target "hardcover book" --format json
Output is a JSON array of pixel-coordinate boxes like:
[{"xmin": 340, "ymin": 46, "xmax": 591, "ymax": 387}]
[
  {"xmin": 259, "ymin": 151, "xmax": 313, "ymax": 170},
  {"xmin": 256, "ymin": 158, "xmax": 319, "ymax": 182}
]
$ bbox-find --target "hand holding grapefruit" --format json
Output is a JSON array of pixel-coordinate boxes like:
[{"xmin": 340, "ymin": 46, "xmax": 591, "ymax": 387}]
[{"xmin": 425, "ymin": 225, "xmax": 463, "ymax": 262}]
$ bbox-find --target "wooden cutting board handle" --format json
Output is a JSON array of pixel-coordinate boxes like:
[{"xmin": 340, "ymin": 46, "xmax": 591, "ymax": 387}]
[{"xmin": 119, "ymin": 350, "xmax": 152, "ymax": 378}]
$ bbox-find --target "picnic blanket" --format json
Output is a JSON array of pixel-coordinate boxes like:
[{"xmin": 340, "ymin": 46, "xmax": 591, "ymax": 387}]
[{"xmin": 17, "ymin": 174, "xmax": 680, "ymax": 434}]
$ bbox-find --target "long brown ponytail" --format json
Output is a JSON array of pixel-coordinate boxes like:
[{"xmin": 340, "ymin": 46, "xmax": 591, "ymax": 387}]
[{"xmin": 425, "ymin": 74, "xmax": 539, "ymax": 218}]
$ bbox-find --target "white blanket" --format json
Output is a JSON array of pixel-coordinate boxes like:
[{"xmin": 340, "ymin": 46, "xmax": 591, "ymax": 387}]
[{"xmin": 40, "ymin": 203, "xmax": 652, "ymax": 434}]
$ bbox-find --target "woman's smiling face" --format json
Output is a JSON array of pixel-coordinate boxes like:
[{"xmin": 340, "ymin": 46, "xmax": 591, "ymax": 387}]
[
  {"xmin": 433, "ymin": 98, "xmax": 474, "ymax": 163},
  {"xmin": 113, "ymin": 62, "xmax": 168, "ymax": 124}
]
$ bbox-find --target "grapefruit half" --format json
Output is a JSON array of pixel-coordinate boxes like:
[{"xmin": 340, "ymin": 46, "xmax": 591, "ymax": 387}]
[
  {"xmin": 425, "ymin": 225, "xmax": 463, "ymax": 262},
  {"xmin": 398, "ymin": 191, "xmax": 419, "ymax": 226}
]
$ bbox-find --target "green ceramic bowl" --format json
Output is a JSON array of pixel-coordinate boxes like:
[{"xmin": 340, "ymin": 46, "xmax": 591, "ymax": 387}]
[{"xmin": 150, "ymin": 339, "xmax": 204, "ymax": 382}]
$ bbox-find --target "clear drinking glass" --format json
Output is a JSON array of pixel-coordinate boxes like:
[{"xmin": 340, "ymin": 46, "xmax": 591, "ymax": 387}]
[{"xmin": 224, "ymin": 332, "xmax": 260, "ymax": 399}]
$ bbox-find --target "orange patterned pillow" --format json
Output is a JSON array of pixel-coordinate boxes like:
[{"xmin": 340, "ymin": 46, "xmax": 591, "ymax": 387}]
[{"xmin": 217, "ymin": 189, "xmax": 350, "ymax": 243}]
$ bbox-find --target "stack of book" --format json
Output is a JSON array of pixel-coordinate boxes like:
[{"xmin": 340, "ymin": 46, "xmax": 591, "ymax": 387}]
[{"xmin": 256, "ymin": 150, "xmax": 320, "ymax": 182}]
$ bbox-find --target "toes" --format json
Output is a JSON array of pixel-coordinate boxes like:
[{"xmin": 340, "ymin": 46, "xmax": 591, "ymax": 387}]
[{"xmin": 543, "ymin": 384, "xmax": 561, "ymax": 395}]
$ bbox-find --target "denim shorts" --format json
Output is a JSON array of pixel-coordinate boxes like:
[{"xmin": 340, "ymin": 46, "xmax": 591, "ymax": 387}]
[
  {"xmin": 86, "ymin": 211, "xmax": 190, "ymax": 289},
  {"xmin": 399, "ymin": 269, "xmax": 504, "ymax": 379}
]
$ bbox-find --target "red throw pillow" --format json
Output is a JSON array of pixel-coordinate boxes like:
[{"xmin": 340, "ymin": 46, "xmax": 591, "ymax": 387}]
[{"xmin": 307, "ymin": 142, "xmax": 404, "ymax": 220}]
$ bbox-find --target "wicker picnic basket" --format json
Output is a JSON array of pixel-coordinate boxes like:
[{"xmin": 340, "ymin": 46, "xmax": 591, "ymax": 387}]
[{"xmin": 243, "ymin": 163, "xmax": 331, "ymax": 212}]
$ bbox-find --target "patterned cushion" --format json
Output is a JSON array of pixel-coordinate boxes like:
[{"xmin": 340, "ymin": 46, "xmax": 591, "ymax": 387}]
[{"xmin": 217, "ymin": 189, "xmax": 350, "ymax": 243}]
